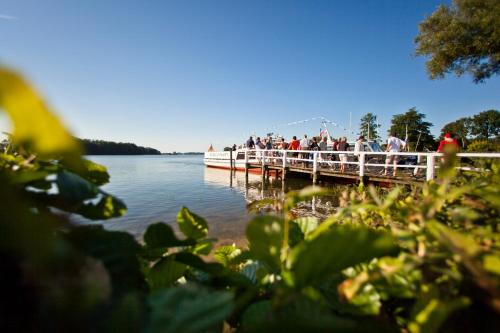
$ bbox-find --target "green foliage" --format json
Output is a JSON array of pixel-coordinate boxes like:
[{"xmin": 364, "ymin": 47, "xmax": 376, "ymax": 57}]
[
  {"xmin": 466, "ymin": 139, "xmax": 500, "ymax": 152},
  {"xmin": 415, "ymin": 0, "xmax": 500, "ymax": 83},
  {"xmin": 440, "ymin": 109, "xmax": 499, "ymax": 149},
  {"xmin": 1, "ymin": 68, "xmax": 499, "ymax": 332},
  {"xmin": 388, "ymin": 107, "xmax": 435, "ymax": 151},
  {"xmin": 470, "ymin": 109, "xmax": 500, "ymax": 139},
  {"xmin": 359, "ymin": 112, "xmax": 381, "ymax": 141}
]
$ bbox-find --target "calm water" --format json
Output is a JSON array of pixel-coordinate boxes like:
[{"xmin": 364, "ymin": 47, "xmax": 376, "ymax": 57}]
[{"xmin": 78, "ymin": 155, "xmax": 339, "ymax": 246}]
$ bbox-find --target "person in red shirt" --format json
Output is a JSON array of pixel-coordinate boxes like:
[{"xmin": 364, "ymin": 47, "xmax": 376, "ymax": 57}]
[
  {"xmin": 288, "ymin": 136, "xmax": 300, "ymax": 164},
  {"xmin": 437, "ymin": 133, "xmax": 460, "ymax": 165},
  {"xmin": 437, "ymin": 133, "xmax": 460, "ymax": 153}
]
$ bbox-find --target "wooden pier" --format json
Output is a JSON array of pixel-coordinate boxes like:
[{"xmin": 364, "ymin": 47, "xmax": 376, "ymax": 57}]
[{"xmin": 240, "ymin": 150, "xmax": 500, "ymax": 186}]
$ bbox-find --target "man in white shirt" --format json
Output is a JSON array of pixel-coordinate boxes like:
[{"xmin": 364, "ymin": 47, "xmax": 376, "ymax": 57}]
[
  {"xmin": 384, "ymin": 133, "xmax": 406, "ymax": 176},
  {"xmin": 354, "ymin": 136, "xmax": 365, "ymax": 171},
  {"xmin": 299, "ymin": 134, "xmax": 310, "ymax": 166},
  {"xmin": 354, "ymin": 136, "xmax": 364, "ymax": 154}
]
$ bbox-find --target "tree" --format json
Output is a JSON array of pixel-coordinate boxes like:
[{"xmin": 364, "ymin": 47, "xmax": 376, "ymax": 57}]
[
  {"xmin": 358, "ymin": 113, "xmax": 381, "ymax": 141},
  {"xmin": 440, "ymin": 117, "xmax": 472, "ymax": 148},
  {"xmin": 415, "ymin": 0, "xmax": 500, "ymax": 83},
  {"xmin": 388, "ymin": 107, "xmax": 434, "ymax": 151},
  {"xmin": 469, "ymin": 109, "xmax": 500, "ymax": 139}
]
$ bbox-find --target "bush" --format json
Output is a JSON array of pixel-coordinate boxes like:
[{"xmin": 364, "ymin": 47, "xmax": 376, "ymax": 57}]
[
  {"xmin": 466, "ymin": 139, "xmax": 500, "ymax": 152},
  {"xmin": 1, "ymin": 68, "xmax": 499, "ymax": 332}
]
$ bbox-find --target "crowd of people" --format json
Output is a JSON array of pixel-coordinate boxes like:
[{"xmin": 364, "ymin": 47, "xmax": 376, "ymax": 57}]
[{"xmin": 237, "ymin": 132, "xmax": 460, "ymax": 176}]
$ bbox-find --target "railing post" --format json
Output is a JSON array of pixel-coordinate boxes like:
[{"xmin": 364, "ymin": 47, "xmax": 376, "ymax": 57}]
[
  {"xmin": 312, "ymin": 152, "xmax": 318, "ymax": 184},
  {"xmin": 245, "ymin": 150, "xmax": 249, "ymax": 179},
  {"xmin": 426, "ymin": 153, "xmax": 435, "ymax": 181},
  {"xmin": 359, "ymin": 152, "xmax": 365, "ymax": 177},
  {"xmin": 283, "ymin": 150, "xmax": 287, "ymax": 168}
]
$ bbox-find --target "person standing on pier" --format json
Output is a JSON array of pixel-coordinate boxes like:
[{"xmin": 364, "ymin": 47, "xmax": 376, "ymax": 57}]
[
  {"xmin": 288, "ymin": 136, "xmax": 300, "ymax": 165},
  {"xmin": 384, "ymin": 133, "xmax": 406, "ymax": 176},
  {"xmin": 255, "ymin": 137, "xmax": 265, "ymax": 162},
  {"xmin": 337, "ymin": 137, "xmax": 349, "ymax": 173},
  {"xmin": 354, "ymin": 136, "xmax": 365, "ymax": 171},
  {"xmin": 437, "ymin": 133, "xmax": 460, "ymax": 165},
  {"xmin": 265, "ymin": 137, "xmax": 273, "ymax": 164},
  {"xmin": 437, "ymin": 133, "xmax": 459, "ymax": 154},
  {"xmin": 299, "ymin": 134, "xmax": 310, "ymax": 167},
  {"xmin": 246, "ymin": 136, "xmax": 255, "ymax": 149},
  {"xmin": 319, "ymin": 136, "xmax": 328, "ymax": 168}
]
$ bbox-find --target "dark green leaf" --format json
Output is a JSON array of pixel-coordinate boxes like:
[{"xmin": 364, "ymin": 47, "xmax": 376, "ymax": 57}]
[
  {"xmin": 148, "ymin": 284, "xmax": 234, "ymax": 333},
  {"xmin": 143, "ymin": 222, "xmax": 195, "ymax": 249},
  {"xmin": 246, "ymin": 215, "xmax": 284, "ymax": 272},
  {"xmin": 177, "ymin": 206, "xmax": 208, "ymax": 240},
  {"xmin": 147, "ymin": 255, "xmax": 187, "ymax": 290},
  {"xmin": 287, "ymin": 225, "xmax": 398, "ymax": 288}
]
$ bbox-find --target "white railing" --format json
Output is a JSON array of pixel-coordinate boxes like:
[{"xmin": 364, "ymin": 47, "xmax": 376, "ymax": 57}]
[{"xmin": 240, "ymin": 149, "xmax": 500, "ymax": 181}]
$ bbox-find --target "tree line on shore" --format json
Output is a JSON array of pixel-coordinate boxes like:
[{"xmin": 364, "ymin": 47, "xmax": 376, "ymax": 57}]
[
  {"xmin": 359, "ymin": 108, "xmax": 499, "ymax": 152},
  {"xmin": 79, "ymin": 138, "xmax": 162, "ymax": 155}
]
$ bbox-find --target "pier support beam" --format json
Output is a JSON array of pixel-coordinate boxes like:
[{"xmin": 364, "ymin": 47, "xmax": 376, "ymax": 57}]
[
  {"xmin": 244, "ymin": 150, "xmax": 249, "ymax": 180},
  {"xmin": 312, "ymin": 152, "xmax": 318, "ymax": 184}
]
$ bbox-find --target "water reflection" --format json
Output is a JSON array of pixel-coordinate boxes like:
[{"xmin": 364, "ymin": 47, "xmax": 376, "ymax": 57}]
[{"xmin": 203, "ymin": 167, "xmax": 341, "ymax": 221}]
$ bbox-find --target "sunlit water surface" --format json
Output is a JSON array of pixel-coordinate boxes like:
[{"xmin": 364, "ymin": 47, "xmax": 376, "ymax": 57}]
[{"xmin": 76, "ymin": 155, "xmax": 343, "ymax": 246}]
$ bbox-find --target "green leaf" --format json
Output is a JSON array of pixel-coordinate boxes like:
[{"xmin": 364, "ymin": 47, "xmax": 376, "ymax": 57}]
[
  {"xmin": 148, "ymin": 284, "xmax": 234, "ymax": 333},
  {"xmin": 77, "ymin": 193, "xmax": 127, "ymax": 220},
  {"xmin": 426, "ymin": 221, "xmax": 481, "ymax": 257},
  {"xmin": 483, "ymin": 255, "xmax": 500, "ymax": 276},
  {"xmin": 64, "ymin": 157, "xmax": 110, "ymax": 186},
  {"xmin": 287, "ymin": 225, "xmax": 398, "ymax": 288},
  {"xmin": 56, "ymin": 170, "xmax": 100, "ymax": 203},
  {"xmin": 214, "ymin": 245, "xmax": 242, "ymax": 267},
  {"xmin": 0, "ymin": 67, "xmax": 81, "ymax": 157},
  {"xmin": 408, "ymin": 288, "xmax": 470, "ymax": 333},
  {"xmin": 147, "ymin": 255, "xmax": 187, "ymax": 290},
  {"xmin": 174, "ymin": 252, "xmax": 225, "ymax": 276},
  {"xmin": 246, "ymin": 215, "xmax": 284, "ymax": 272},
  {"xmin": 177, "ymin": 206, "xmax": 208, "ymax": 240},
  {"xmin": 241, "ymin": 300, "xmax": 272, "ymax": 331},
  {"xmin": 240, "ymin": 296, "xmax": 388, "ymax": 333},
  {"xmin": 189, "ymin": 239, "xmax": 214, "ymax": 255},
  {"xmin": 143, "ymin": 222, "xmax": 195, "ymax": 249},
  {"xmin": 293, "ymin": 217, "xmax": 319, "ymax": 238}
]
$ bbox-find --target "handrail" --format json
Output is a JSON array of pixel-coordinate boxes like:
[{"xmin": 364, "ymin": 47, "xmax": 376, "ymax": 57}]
[{"xmin": 230, "ymin": 149, "xmax": 500, "ymax": 182}]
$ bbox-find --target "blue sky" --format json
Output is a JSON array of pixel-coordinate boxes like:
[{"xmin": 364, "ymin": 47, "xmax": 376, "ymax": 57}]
[{"xmin": 1, "ymin": 0, "xmax": 499, "ymax": 152}]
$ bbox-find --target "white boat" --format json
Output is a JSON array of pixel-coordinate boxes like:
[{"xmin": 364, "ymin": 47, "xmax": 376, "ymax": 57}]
[{"xmin": 204, "ymin": 150, "xmax": 253, "ymax": 172}]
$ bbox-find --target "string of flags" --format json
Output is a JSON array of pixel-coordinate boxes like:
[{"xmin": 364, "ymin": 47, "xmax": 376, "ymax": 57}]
[{"xmin": 263, "ymin": 116, "xmax": 356, "ymax": 136}]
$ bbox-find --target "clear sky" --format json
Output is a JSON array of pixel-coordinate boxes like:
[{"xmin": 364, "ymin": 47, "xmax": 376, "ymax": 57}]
[{"xmin": 1, "ymin": 0, "xmax": 499, "ymax": 152}]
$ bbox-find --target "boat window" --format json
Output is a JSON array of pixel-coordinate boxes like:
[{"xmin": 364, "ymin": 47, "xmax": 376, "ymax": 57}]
[{"xmin": 236, "ymin": 152, "xmax": 245, "ymax": 160}]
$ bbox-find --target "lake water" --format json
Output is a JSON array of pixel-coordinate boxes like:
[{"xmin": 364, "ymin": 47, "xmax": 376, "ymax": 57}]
[{"xmin": 80, "ymin": 155, "xmax": 341, "ymax": 246}]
